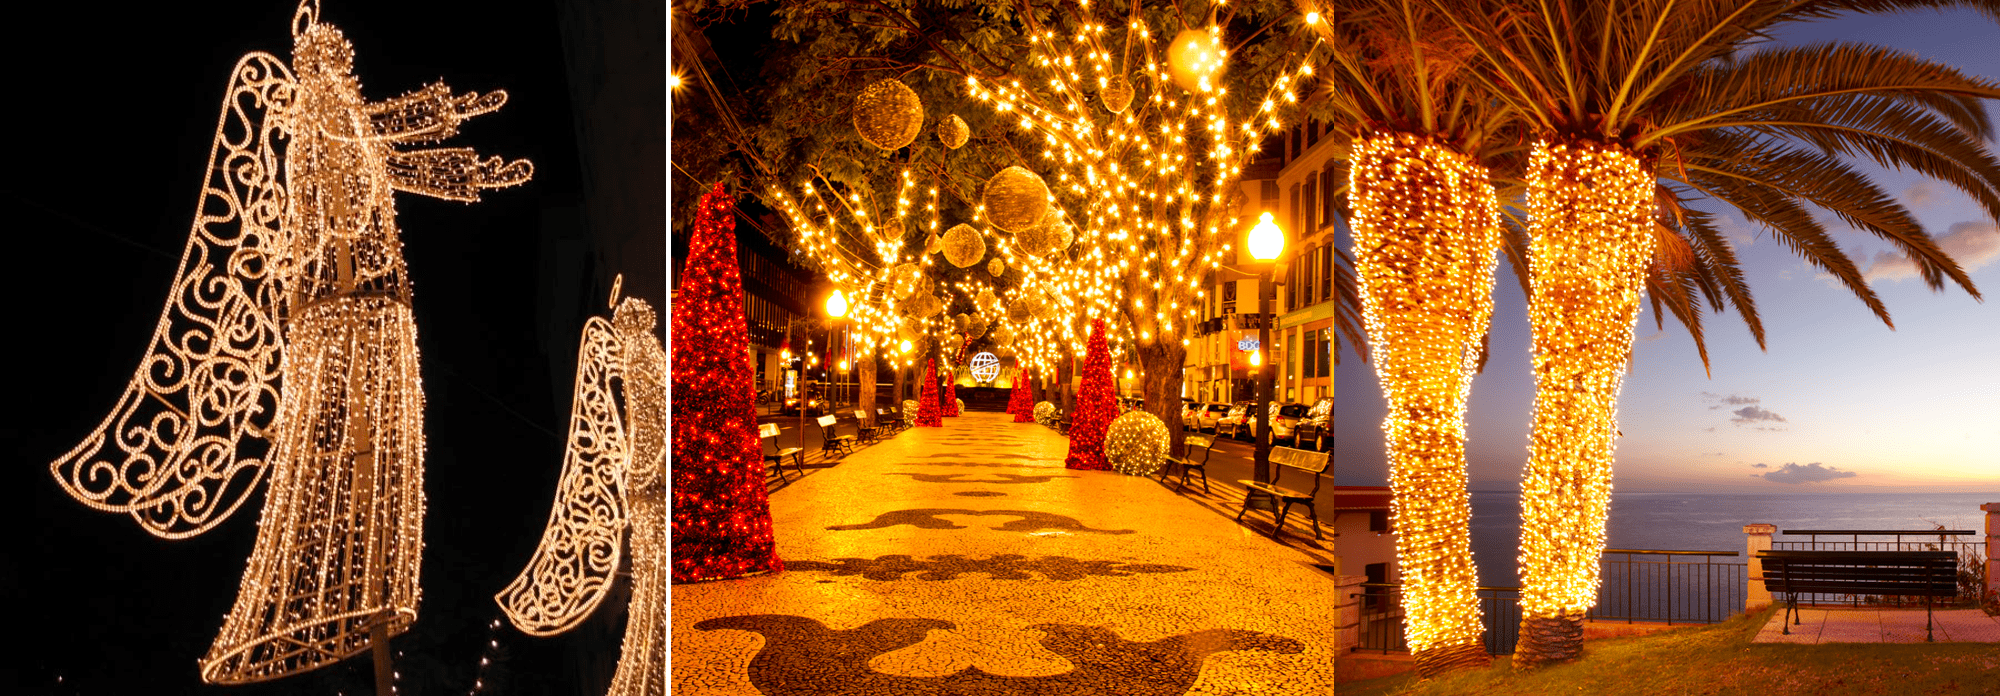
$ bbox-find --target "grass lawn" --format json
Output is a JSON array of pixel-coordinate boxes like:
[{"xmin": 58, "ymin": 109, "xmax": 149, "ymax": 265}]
[{"xmin": 1342, "ymin": 605, "xmax": 2000, "ymax": 696}]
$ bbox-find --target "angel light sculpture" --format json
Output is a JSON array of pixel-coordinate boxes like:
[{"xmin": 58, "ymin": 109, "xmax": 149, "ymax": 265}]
[
  {"xmin": 497, "ymin": 278, "xmax": 665, "ymax": 696},
  {"xmin": 46, "ymin": 0, "xmax": 530, "ymax": 684}
]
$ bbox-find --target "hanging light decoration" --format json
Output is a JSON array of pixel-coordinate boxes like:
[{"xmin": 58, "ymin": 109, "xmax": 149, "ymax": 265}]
[
  {"xmin": 981, "ymin": 165, "xmax": 1050, "ymax": 233},
  {"xmin": 941, "ymin": 223, "xmax": 986, "ymax": 268},
  {"xmin": 1100, "ymin": 75, "xmax": 1134, "ymax": 113},
  {"xmin": 937, "ymin": 113, "xmax": 969, "ymax": 149},
  {"xmin": 853, "ymin": 78, "xmax": 925, "ymax": 150}
]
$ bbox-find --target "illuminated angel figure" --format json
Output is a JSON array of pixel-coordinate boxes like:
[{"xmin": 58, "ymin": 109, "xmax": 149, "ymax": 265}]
[
  {"xmin": 497, "ymin": 280, "xmax": 665, "ymax": 696},
  {"xmin": 46, "ymin": 0, "xmax": 530, "ymax": 684}
]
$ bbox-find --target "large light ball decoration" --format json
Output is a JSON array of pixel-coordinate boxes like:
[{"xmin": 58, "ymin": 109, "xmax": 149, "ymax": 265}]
[
  {"xmin": 941, "ymin": 223, "xmax": 985, "ymax": 268},
  {"xmin": 988, "ymin": 257, "xmax": 1005, "ymax": 277},
  {"xmin": 956, "ymin": 398, "xmax": 966, "ymax": 412},
  {"xmin": 1000, "ymin": 300, "xmax": 1032, "ymax": 324},
  {"xmin": 904, "ymin": 293, "xmax": 943, "ymax": 319},
  {"xmin": 965, "ymin": 314, "xmax": 989, "ymax": 339},
  {"xmin": 938, "ymin": 113, "xmax": 969, "ymax": 149},
  {"xmin": 853, "ymin": 78, "xmax": 925, "ymax": 150},
  {"xmin": 889, "ymin": 263, "xmax": 923, "ymax": 299},
  {"xmin": 1104, "ymin": 410, "xmax": 1169, "ymax": 476},
  {"xmin": 1100, "ymin": 75, "xmax": 1135, "ymax": 114},
  {"xmin": 1167, "ymin": 28, "xmax": 1225, "ymax": 92},
  {"xmin": 975, "ymin": 288, "xmax": 1000, "ymax": 312},
  {"xmin": 990, "ymin": 323, "xmax": 1015, "ymax": 346},
  {"xmin": 902, "ymin": 399, "xmax": 920, "ymax": 423},
  {"xmin": 970, "ymin": 352, "xmax": 1002, "ymax": 382},
  {"xmin": 982, "ymin": 166, "xmax": 1050, "ymax": 233},
  {"xmin": 876, "ymin": 216, "xmax": 905, "ymax": 246},
  {"xmin": 1033, "ymin": 401, "xmax": 1056, "ymax": 425},
  {"xmin": 953, "ymin": 313, "xmax": 970, "ymax": 332},
  {"xmin": 1029, "ymin": 288, "xmax": 1060, "ymax": 320}
]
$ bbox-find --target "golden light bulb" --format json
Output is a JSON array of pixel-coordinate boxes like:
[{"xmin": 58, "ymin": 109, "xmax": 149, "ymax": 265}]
[{"xmin": 826, "ymin": 289, "xmax": 849, "ymax": 317}]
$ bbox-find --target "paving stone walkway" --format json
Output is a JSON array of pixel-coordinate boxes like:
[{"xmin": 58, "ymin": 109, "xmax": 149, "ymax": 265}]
[
  {"xmin": 1754, "ymin": 606, "xmax": 2000, "ymax": 644},
  {"xmin": 674, "ymin": 411, "xmax": 1341, "ymax": 695}
]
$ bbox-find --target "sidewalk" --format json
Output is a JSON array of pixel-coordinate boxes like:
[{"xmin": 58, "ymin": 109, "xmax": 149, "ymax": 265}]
[
  {"xmin": 674, "ymin": 411, "xmax": 1342, "ymax": 695},
  {"xmin": 1754, "ymin": 605, "xmax": 2000, "ymax": 644}
]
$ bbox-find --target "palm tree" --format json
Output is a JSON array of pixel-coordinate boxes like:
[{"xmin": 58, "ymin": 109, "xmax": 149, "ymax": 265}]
[
  {"xmin": 1444, "ymin": 0, "xmax": 2000, "ymax": 666},
  {"xmin": 1310, "ymin": 0, "xmax": 1521, "ymax": 675}
]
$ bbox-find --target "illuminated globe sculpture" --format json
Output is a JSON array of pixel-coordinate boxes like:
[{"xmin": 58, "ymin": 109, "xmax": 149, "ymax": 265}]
[{"xmin": 970, "ymin": 352, "xmax": 1001, "ymax": 383}]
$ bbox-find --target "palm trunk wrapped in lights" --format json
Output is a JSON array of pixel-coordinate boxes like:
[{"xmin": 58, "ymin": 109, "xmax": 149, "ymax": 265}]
[
  {"xmin": 1348, "ymin": 132, "xmax": 1500, "ymax": 676},
  {"xmin": 1513, "ymin": 139, "xmax": 1657, "ymax": 668}
]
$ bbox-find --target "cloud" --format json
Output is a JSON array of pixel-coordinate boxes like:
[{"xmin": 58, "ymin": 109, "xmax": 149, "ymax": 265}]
[
  {"xmin": 1715, "ymin": 213, "xmax": 1757, "ymax": 249},
  {"xmin": 1863, "ymin": 222, "xmax": 2000, "ymax": 283},
  {"xmin": 1901, "ymin": 181, "xmax": 1939, "ymax": 208},
  {"xmin": 1704, "ymin": 427, "xmax": 1716, "ymax": 432},
  {"xmin": 1700, "ymin": 452, "xmax": 1726, "ymax": 457},
  {"xmin": 1751, "ymin": 463, "xmax": 1769, "ymax": 468},
  {"xmin": 1762, "ymin": 462, "xmax": 1858, "ymax": 484},
  {"xmin": 1701, "ymin": 392, "xmax": 1761, "ymax": 410},
  {"xmin": 1731, "ymin": 406, "xmax": 1788, "ymax": 424}
]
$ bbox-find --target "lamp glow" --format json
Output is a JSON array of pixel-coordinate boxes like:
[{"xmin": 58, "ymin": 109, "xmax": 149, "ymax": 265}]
[
  {"xmin": 826, "ymin": 290, "xmax": 849, "ymax": 317},
  {"xmin": 1249, "ymin": 212, "xmax": 1285, "ymax": 261}
]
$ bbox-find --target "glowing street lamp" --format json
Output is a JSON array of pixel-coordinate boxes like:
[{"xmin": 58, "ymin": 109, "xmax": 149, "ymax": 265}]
[{"xmin": 1246, "ymin": 212, "xmax": 1285, "ymax": 494}]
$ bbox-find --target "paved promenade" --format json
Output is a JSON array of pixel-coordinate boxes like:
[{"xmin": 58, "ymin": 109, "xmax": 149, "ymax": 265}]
[
  {"xmin": 673, "ymin": 411, "xmax": 1342, "ymax": 695},
  {"xmin": 1754, "ymin": 606, "xmax": 2000, "ymax": 644}
]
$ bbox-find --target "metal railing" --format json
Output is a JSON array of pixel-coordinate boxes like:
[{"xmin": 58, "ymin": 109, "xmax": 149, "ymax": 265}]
[
  {"xmin": 1353, "ymin": 549, "xmax": 1746, "ymax": 655},
  {"xmin": 1588, "ymin": 549, "xmax": 1745, "ymax": 624}
]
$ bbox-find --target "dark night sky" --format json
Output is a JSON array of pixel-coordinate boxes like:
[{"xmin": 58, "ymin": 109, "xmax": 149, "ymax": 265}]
[{"xmin": 2, "ymin": 2, "xmax": 638, "ymax": 694}]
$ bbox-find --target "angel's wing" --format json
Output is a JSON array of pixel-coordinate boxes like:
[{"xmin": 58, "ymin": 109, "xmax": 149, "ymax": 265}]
[
  {"xmin": 47, "ymin": 52, "xmax": 294, "ymax": 540},
  {"xmin": 497, "ymin": 316, "xmax": 630, "ymax": 636}
]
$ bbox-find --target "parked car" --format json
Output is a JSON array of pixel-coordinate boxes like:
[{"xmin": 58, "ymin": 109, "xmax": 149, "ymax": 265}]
[
  {"xmin": 1290, "ymin": 397, "xmax": 1333, "ymax": 449},
  {"xmin": 1181, "ymin": 401, "xmax": 1205, "ymax": 429},
  {"xmin": 1215, "ymin": 402, "xmax": 1256, "ymax": 439},
  {"xmin": 1193, "ymin": 402, "xmax": 1232, "ymax": 432},
  {"xmin": 1270, "ymin": 402, "xmax": 1310, "ymax": 442},
  {"xmin": 779, "ymin": 388, "xmax": 825, "ymax": 417}
]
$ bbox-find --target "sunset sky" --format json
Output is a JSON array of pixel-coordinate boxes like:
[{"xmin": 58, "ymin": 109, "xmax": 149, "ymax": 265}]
[{"xmin": 1335, "ymin": 8, "xmax": 2000, "ymax": 494}]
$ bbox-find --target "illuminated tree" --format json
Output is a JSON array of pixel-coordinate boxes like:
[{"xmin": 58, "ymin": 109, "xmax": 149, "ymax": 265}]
[
  {"xmin": 1009, "ymin": 367, "xmax": 1035, "ymax": 421},
  {"xmin": 916, "ymin": 358, "xmax": 943, "ymax": 426},
  {"xmin": 670, "ymin": 182, "xmax": 783, "ymax": 583},
  {"xmin": 943, "ymin": 374, "xmax": 961, "ymax": 417},
  {"xmin": 1064, "ymin": 319, "xmax": 1116, "ymax": 471},
  {"xmin": 498, "ymin": 282, "xmax": 665, "ymax": 696},
  {"xmin": 45, "ymin": 1, "xmax": 531, "ymax": 683},
  {"xmin": 1448, "ymin": 0, "xmax": 2000, "ymax": 666}
]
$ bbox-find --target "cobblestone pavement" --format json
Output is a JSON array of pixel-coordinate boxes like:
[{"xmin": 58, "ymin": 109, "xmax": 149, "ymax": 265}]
[
  {"xmin": 1754, "ymin": 606, "xmax": 2000, "ymax": 643},
  {"xmin": 676, "ymin": 411, "xmax": 1342, "ymax": 695}
]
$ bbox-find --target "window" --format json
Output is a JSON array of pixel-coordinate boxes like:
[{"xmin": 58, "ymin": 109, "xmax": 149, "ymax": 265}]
[
  {"xmin": 1289, "ymin": 183, "xmax": 1302, "ymax": 245},
  {"xmin": 1321, "ymin": 166, "xmax": 1337, "ymax": 226},
  {"xmin": 1303, "ymin": 332, "xmax": 1318, "ymax": 382},
  {"xmin": 1305, "ymin": 119, "xmax": 1321, "ymax": 150},
  {"xmin": 1321, "ymin": 244, "xmax": 1333, "ymax": 299},
  {"xmin": 1318, "ymin": 328, "xmax": 1333, "ymax": 377},
  {"xmin": 1221, "ymin": 279, "xmax": 1236, "ymax": 315},
  {"xmin": 1302, "ymin": 177, "xmax": 1317, "ymax": 233}
]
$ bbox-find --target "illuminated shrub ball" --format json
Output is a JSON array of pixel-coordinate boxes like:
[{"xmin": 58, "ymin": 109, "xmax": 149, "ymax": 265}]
[
  {"xmin": 902, "ymin": 399, "xmax": 920, "ymax": 424},
  {"xmin": 853, "ymin": 78, "xmax": 925, "ymax": 151},
  {"xmin": 1033, "ymin": 401, "xmax": 1056, "ymax": 425},
  {"xmin": 1104, "ymin": 410, "xmax": 1169, "ymax": 476}
]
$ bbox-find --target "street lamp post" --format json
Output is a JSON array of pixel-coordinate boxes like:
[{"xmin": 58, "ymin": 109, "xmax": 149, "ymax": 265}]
[
  {"xmin": 1246, "ymin": 212, "xmax": 1286, "ymax": 495},
  {"xmin": 801, "ymin": 289, "xmax": 849, "ymax": 451}
]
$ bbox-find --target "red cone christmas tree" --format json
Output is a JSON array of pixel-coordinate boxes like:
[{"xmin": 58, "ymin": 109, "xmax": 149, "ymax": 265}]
[
  {"xmin": 1009, "ymin": 367, "xmax": 1034, "ymax": 422},
  {"xmin": 1065, "ymin": 319, "xmax": 1117, "ymax": 470},
  {"xmin": 671, "ymin": 183, "xmax": 783, "ymax": 582},
  {"xmin": 916, "ymin": 359, "xmax": 943, "ymax": 426},
  {"xmin": 943, "ymin": 377, "xmax": 960, "ymax": 417}
]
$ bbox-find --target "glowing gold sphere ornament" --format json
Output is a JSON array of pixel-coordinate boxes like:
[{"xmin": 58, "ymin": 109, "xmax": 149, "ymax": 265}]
[
  {"xmin": 981, "ymin": 166, "xmax": 1050, "ymax": 233},
  {"xmin": 941, "ymin": 223, "xmax": 986, "ymax": 268},
  {"xmin": 889, "ymin": 262, "xmax": 923, "ymax": 299},
  {"xmin": 1100, "ymin": 75, "xmax": 1134, "ymax": 113},
  {"xmin": 988, "ymin": 257, "xmax": 1005, "ymax": 277},
  {"xmin": 966, "ymin": 314, "xmax": 990, "ymax": 339},
  {"xmin": 938, "ymin": 113, "xmax": 969, "ymax": 149},
  {"xmin": 1034, "ymin": 401, "xmax": 1056, "ymax": 425},
  {"xmin": 853, "ymin": 78, "xmax": 925, "ymax": 150},
  {"xmin": 1014, "ymin": 208, "xmax": 1073, "ymax": 257},
  {"xmin": 975, "ymin": 287, "xmax": 1000, "ymax": 311},
  {"xmin": 1007, "ymin": 299, "xmax": 1033, "ymax": 323},
  {"xmin": 1104, "ymin": 410, "xmax": 1169, "ymax": 476}
]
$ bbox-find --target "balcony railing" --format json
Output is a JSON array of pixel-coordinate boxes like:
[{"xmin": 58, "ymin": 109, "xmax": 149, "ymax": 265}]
[{"xmin": 1353, "ymin": 548, "xmax": 1746, "ymax": 655}]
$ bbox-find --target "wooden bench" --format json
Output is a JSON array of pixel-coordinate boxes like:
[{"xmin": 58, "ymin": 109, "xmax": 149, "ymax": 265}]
[
  {"xmin": 852, "ymin": 409, "xmax": 879, "ymax": 444},
  {"xmin": 876, "ymin": 408, "xmax": 901, "ymax": 436},
  {"xmin": 1756, "ymin": 549, "xmax": 1958, "ymax": 641},
  {"xmin": 1235, "ymin": 446, "xmax": 1329, "ymax": 539},
  {"xmin": 759, "ymin": 423, "xmax": 804, "ymax": 482},
  {"xmin": 817, "ymin": 414, "xmax": 855, "ymax": 457},
  {"xmin": 1160, "ymin": 435, "xmax": 1214, "ymax": 495}
]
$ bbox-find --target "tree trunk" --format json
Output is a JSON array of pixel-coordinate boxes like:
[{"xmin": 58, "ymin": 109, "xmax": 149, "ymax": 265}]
[
  {"xmin": 1058, "ymin": 354, "xmax": 1075, "ymax": 415},
  {"xmin": 1133, "ymin": 339, "xmax": 1187, "ymax": 456},
  {"xmin": 1513, "ymin": 138, "xmax": 1656, "ymax": 666},
  {"xmin": 858, "ymin": 343, "xmax": 876, "ymax": 427},
  {"xmin": 1347, "ymin": 132, "xmax": 1500, "ymax": 673}
]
